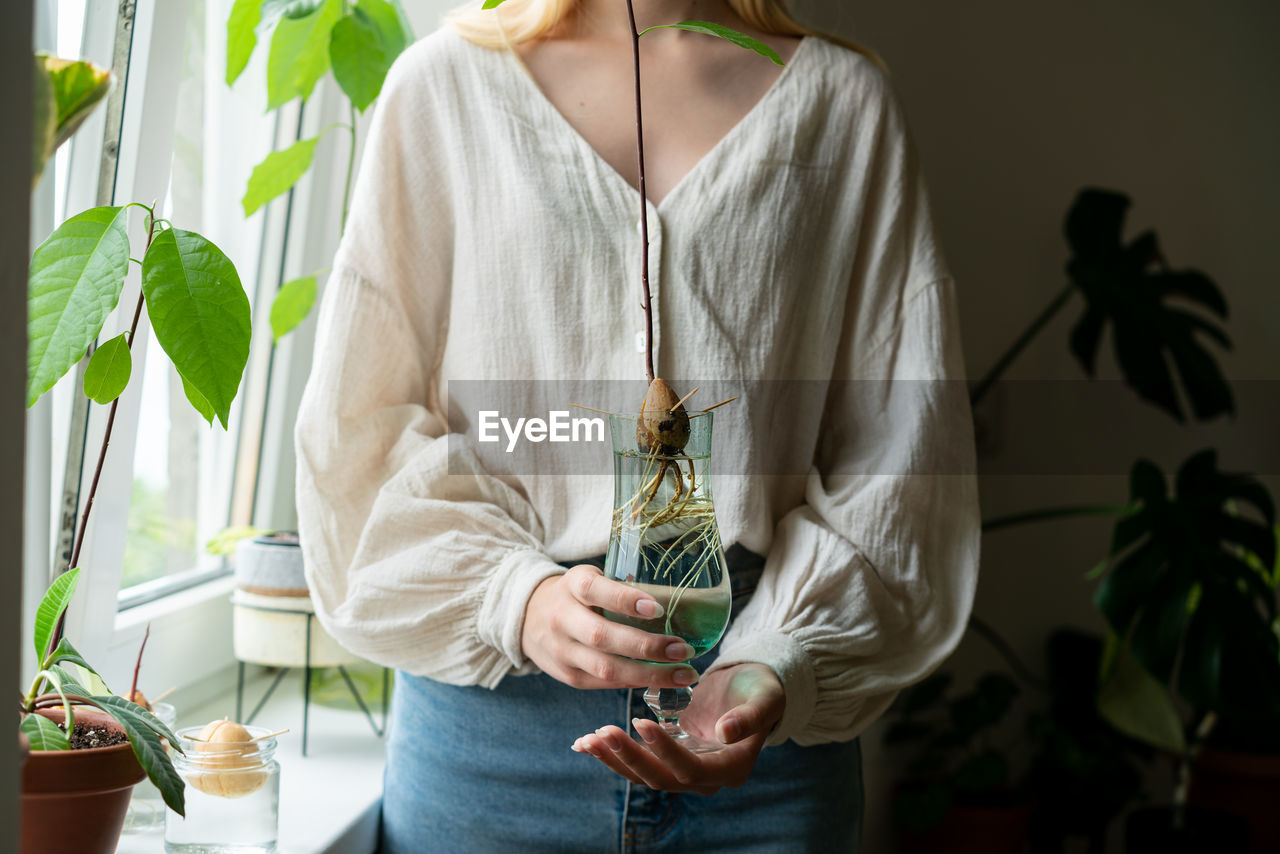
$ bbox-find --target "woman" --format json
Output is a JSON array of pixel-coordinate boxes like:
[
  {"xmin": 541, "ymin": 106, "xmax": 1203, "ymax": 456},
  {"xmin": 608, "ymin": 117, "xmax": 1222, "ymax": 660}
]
[{"xmin": 294, "ymin": 0, "xmax": 979, "ymax": 850}]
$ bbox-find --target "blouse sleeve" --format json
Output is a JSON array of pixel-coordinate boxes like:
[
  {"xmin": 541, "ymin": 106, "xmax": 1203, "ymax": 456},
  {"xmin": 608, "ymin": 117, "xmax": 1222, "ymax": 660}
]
[
  {"xmin": 293, "ymin": 45, "xmax": 565, "ymax": 688},
  {"xmin": 705, "ymin": 78, "xmax": 981, "ymax": 746}
]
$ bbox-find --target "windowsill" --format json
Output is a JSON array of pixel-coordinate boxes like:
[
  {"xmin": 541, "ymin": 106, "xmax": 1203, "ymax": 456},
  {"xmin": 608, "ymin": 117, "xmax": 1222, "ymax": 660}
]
[
  {"xmin": 114, "ymin": 667, "xmax": 387, "ymax": 854},
  {"xmin": 114, "ymin": 573, "xmax": 237, "ymax": 633}
]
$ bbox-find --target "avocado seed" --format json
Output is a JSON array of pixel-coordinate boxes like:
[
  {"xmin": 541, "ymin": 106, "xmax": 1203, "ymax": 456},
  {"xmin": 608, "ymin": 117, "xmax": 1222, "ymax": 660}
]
[
  {"xmin": 187, "ymin": 718, "xmax": 268, "ymax": 798},
  {"xmin": 636, "ymin": 378, "xmax": 690, "ymax": 455}
]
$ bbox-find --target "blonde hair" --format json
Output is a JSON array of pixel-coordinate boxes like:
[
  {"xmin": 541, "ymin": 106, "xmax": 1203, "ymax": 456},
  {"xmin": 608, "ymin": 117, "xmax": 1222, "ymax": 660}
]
[{"xmin": 446, "ymin": 0, "xmax": 887, "ymax": 71}]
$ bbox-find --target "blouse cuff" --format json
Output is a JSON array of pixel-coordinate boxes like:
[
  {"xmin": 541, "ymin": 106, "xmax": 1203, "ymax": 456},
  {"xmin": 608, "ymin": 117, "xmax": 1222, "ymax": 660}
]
[
  {"xmin": 475, "ymin": 548, "xmax": 566, "ymax": 684},
  {"xmin": 707, "ymin": 630, "xmax": 817, "ymax": 747}
]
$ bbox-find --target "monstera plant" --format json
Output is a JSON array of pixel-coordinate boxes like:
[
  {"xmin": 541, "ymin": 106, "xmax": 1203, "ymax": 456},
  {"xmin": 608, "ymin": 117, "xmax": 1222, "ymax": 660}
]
[
  {"xmin": 890, "ymin": 186, "xmax": 1277, "ymax": 851},
  {"xmin": 971, "ymin": 188, "xmax": 1232, "ymax": 420}
]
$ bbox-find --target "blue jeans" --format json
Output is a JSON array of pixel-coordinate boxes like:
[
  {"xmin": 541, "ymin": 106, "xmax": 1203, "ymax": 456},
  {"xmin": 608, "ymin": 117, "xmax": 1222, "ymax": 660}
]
[{"xmin": 381, "ymin": 547, "xmax": 863, "ymax": 853}]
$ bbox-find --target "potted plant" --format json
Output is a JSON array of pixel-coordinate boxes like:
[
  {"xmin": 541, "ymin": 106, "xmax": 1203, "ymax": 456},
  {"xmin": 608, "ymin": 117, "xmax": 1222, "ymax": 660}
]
[
  {"xmin": 18, "ymin": 568, "xmax": 184, "ymax": 853},
  {"xmin": 1091, "ymin": 450, "xmax": 1276, "ymax": 853},
  {"xmin": 886, "ymin": 671, "xmax": 1034, "ymax": 854},
  {"xmin": 1025, "ymin": 629, "xmax": 1145, "ymax": 854},
  {"xmin": 21, "ymin": 47, "xmax": 253, "ymax": 852},
  {"xmin": 889, "ymin": 186, "xmax": 1275, "ymax": 849}
]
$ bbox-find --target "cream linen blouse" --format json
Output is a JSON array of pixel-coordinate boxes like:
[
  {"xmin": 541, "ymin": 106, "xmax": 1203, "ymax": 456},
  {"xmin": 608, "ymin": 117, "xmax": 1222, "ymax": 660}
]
[{"xmin": 294, "ymin": 27, "xmax": 980, "ymax": 746}]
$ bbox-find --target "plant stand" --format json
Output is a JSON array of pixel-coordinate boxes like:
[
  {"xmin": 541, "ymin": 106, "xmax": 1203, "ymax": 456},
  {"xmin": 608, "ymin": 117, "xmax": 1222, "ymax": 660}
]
[{"xmin": 232, "ymin": 591, "xmax": 388, "ymax": 756}]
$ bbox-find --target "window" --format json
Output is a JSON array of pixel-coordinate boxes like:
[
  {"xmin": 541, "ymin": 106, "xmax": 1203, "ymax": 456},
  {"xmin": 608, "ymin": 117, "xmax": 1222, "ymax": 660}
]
[{"xmin": 24, "ymin": 0, "xmax": 355, "ymax": 693}]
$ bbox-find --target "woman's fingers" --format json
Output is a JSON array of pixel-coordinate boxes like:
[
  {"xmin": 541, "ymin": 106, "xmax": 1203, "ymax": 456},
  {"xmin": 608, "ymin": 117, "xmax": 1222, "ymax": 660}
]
[
  {"xmin": 631, "ymin": 720, "xmax": 706, "ymax": 785},
  {"xmin": 564, "ymin": 564, "xmax": 664, "ymax": 618},
  {"xmin": 563, "ymin": 647, "xmax": 696, "ymax": 690},
  {"xmin": 567, "ymin": 610, "xmax": 693, "ymax": 663},
  {"xmin": 572, "ymin": 732, "xmax": 644, "ymax": 785},
  {"xmin": 593, "ymin": 725, "xmax": 687, "ymax": 792},
  {"xmin": 522, "ymin": 567, "xmax": 698, "ymax": 690}
]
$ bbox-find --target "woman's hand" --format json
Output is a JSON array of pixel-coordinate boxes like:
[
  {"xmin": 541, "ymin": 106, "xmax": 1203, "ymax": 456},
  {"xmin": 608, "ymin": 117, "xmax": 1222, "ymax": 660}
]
[
  {"xmin": 571, "ymin": 663, "xmax": 785, "ymax": 795},
  {"xmin": 521, "ymin": 564, "xmax": 699, "ymax": 690}
]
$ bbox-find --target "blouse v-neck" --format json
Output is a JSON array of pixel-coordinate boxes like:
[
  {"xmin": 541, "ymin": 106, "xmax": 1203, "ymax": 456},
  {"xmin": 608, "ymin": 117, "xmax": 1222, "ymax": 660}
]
[{"xmin": 499, "ymin": 34, "xmax": 813, "ymax": 215}]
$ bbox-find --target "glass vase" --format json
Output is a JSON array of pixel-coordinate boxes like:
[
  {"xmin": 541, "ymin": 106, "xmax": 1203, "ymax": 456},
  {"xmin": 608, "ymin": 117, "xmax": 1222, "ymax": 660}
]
[{"xmin": 602, "ymin": 410, "xmax": 730, "ymax": 753}]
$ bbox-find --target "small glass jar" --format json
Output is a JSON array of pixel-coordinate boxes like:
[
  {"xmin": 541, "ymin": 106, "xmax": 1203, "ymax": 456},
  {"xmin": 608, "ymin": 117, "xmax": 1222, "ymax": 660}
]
[
  {"xmin": 165, "ymin": 725, "xmax": 280, "ymax": 853},
  {"xmin": 122, "ymin": 701, "xmax": 178, "ymax": 833}
]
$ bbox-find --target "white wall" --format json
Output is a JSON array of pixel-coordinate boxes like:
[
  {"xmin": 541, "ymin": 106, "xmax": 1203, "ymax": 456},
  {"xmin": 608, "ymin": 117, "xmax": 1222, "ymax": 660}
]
[{"xmin": 792, "ymin": 0, "xmax": 1280, "ymax": 849}]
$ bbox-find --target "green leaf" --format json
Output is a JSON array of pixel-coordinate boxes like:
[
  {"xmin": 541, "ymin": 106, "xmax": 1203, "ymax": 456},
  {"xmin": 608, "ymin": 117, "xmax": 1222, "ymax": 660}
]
[
  {"xmin": 329, "ymin": 8, "xmax": 394, "ymax": 111},
  {"xmin": 47, "ymin": 665, "xmax": 90, "ymax": 698},
  {"xmin": 37, "ymin": 668, "xmax": 75, "ymax": 733},
  {"xmin": 41, "ymin": 55, "xmax": 113, "ymax": 151},
  {"xmin": 33, "ymin": 568, "xmax": 81, "ymax": 668},
  {"xmin": 481, "ymin": 0, "xmax": 510, "ymax": 8},
  {"xmin": 141, "ymin": 228, "xmax": 251, "ymax": 429},
  {"xmin": 86, "ymin": 694, "xmax": 183, "ymax": 749},
  {"xmin": 266, "ymin": 0, "xmax": 343, "ymax": 109},
  {"xmin": 20, "ymin": 713, "xmax": 70, "ymax": 751},
  {"xmin": 226, "ymin": 0, "xmax": 262, "ymax": 85},
  {"xmin": 374, "ymin": 0, "xmax": 414, "ymax": 54},
  {"xmin": 47, "ymin": 637, "xmax": 105, "ymax": 689},
  {"xmin": 1064, "ymin": 188, "xmax": 1233, "ymax": 422},
  {"xmin": 82, "ymin": 332, "xmax": 132, "ymax": 403},
  {"xmin": 31, "ymin": 55, "xmax": 57, "ymax": 188},
  {"xmin": 81, "ymin": 694, "xmax": 186, "ymax": 816},
  {"xmin": 27, "ymin": 205, "xmax": 131, "ymax": 407},
  {"xmin": 639, "ymin": 21, "xmax": 784, "ymax": 65},
  {"xmin": 1093, "ymin": 452, "xmax": 1278, "ymax": 719},
  {"xmin": 242, "ymin": 136, "xmax": 320, "ymax": 216},
  {"xmin": 1097, "ymin": 637, "xmax": 1186, "ymax": 754},
  {"xmin": 180, "ymin": 373, "xmax": 218, "ymax": 424},
  {"xmin": 269, "ymin": 274, "xmax": 317, "ymax": 342},
  {"xmin": 206, "ymin": 524, "xmax": 270, "ymax": 555},
  {"xmin": 260, "ymin": 0, "xmax": 327, "ymax": 30}
]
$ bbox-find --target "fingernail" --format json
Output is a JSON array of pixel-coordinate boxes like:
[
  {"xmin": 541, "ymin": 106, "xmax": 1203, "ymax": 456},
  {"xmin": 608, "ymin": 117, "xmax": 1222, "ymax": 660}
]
[
  {"xmin": 634, "ymin": 719, "xmax": 657, "ymax": 744},
  {"xmin": 636, "ymin": 599, "xmax": 664, "ymax": 619},
  {"xmin": 719, "ymin": 715, "xmax": 740, "ymax": 744},
  {"xmin": 571, "ymin": 739, "xmax": 584, "ymax": 752},
  {"xmin": 673, "ymin": 668, "xmax": 696, "ymax": 686},
  {"xmin": 666, "ymin": 641, "xmax": 693, "ymax": 661}
]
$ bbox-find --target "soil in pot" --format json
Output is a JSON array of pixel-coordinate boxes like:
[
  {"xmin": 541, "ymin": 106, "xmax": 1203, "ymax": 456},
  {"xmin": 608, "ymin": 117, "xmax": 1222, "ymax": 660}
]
[{"xmin": 21, "ymin": 706, "xmax": 147, "ymax": 854}]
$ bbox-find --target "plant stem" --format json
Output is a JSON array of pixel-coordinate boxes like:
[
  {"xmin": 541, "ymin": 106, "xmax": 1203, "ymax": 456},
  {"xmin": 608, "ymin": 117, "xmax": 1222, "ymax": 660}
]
[
  {"xmin": 969, "ymin": 282, "xmax": 1076, "ymax": 407},
  {"xmin": 48, "ymin": 209, "xmax": 159, "ymax": 657},
  {"xmin": 625, "ymin": 0, "xmax": 655, "ymax": 383},
  {"xmin": 129, "ymin": 623, "xmax": 151, "ymax": 701},
  {"xmin": 341, "ymin": 106, "xmax": 356, "ymax": 234},
  {"xmin": 981, "ymin": 503, "xmax": 1132, "ymax": 534},
  {"xmin": 1173, "ymin": 712, "xmax": 1218, "ymax": 830}
]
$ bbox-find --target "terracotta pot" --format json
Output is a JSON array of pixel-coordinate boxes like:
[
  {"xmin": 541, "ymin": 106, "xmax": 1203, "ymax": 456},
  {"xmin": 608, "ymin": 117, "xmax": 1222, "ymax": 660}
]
[
  {"xmin": 1188, "ymin": 747, "xmax": 1280, "ymax": 853},
  {"xmin": 20, "ymin": 706, "xmax": 146, "ymax": 854},
  {"xmin": 898, "ymin": 802, "xmax": 1034, "ymax": 854}
]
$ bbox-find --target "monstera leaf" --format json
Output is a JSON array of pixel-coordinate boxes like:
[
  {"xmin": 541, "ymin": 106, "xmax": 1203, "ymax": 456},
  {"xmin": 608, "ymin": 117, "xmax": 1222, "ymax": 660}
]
[
  {"xmin": 1066, "ymin": 189, "xmax": 1232, "ymax": 422},
  {"xmin": 1094, "ymin": 450, "xmax": 1278, "ymax": 722}
]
